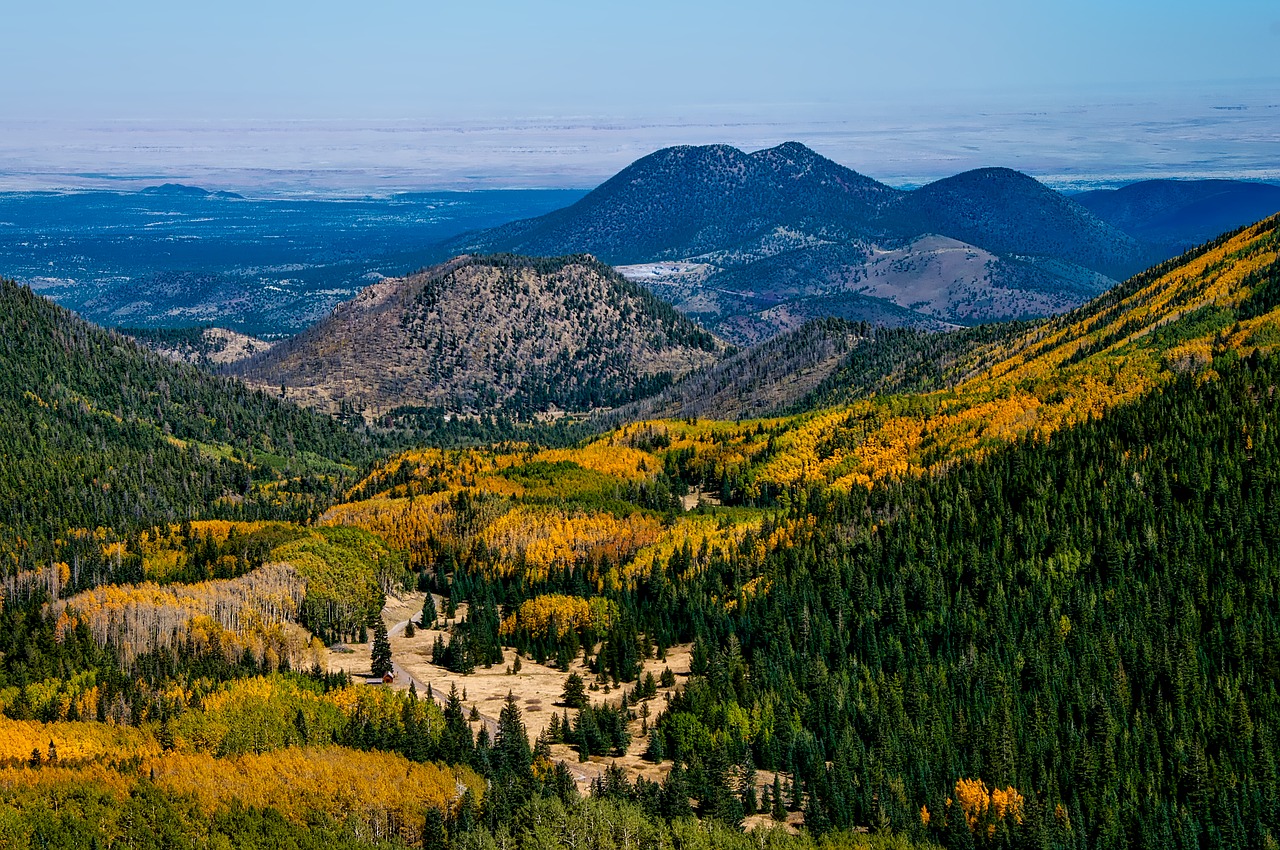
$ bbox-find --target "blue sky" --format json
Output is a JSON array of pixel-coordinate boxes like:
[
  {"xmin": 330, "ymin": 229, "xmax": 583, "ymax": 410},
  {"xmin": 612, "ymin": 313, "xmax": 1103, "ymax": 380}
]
[
  {"xmin": 1, "ymin": 1, "xmax": 1276, "ymax": 192},
  {"xmin": 5, "ymin": 0, "xmax": 1278, "ymax": 119}
]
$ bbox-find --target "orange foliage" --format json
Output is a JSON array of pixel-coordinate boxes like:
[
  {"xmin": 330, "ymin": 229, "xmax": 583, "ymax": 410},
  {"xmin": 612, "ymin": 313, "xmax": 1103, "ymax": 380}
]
[
  {"xmin": 149, "ymin": 747, "xmax": 480, "ymax": 844},
  {"xmin": 951, "ymin": 777, "xmax": 1025, "ymax": 836},
  {"xmin": 628, "ymin": 514, "xmax": 762, "ymax": 583},
  {"xmin": 0, "ymin": 718, "xmax": 162, "ymax": 765},
  {"xmin": 479, "ymin": 506, "xmax": 664, "ymax": 584},
  {"xmin": 322, "ymin": 491, "xmax": 464, "ymax": 555},
  {"xmin": 0, "ymin": 742, "xmax": 481, "ymax": 847}
]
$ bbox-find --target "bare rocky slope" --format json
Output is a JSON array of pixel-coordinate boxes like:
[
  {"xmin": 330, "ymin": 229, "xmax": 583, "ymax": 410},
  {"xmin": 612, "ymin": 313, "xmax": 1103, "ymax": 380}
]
[{"xmin": 233, "ymin": 254, "xmax": 723, "ymax": 418}]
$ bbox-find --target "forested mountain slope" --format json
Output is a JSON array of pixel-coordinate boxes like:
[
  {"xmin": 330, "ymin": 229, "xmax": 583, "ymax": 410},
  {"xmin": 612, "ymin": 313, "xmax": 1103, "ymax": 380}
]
[
  {"xmin": 0, "ymin": 279, "xmax": 372, "ymax": 570},
  {"xmin": 5, "ymin": 218, "xmax": 1280, "ymax": 850},
  {"xmin": 648, "ymin": 348, "xmax": 1280, "ymax": 847},
  {"xmin": 1075, "ymin": 177, "xmax": 1280, "ymax": 253},
  {"xmin": 608, "ymin": 317, "xmax": 867, "ymax": 422},
  {"xmin": 449, "ymin": 143, "xmax": 1147, "ymax": 343},
  {"xmin": 235, "ymin": 254, "xmax": 722, "ymax": 417}
]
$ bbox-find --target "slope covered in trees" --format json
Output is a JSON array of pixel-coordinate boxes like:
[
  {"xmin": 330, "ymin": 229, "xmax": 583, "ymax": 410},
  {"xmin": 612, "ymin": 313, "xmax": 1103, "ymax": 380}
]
[
  {"xmin": 0, "ymin": 278, "xmax": 375, "ymax": 573},
  {"xmin": 235, "ymin": 254, "xmax": 722, "ymax": 417},
  {"xmin": 6, "ymin": 217, "xmax": 1280, "ymax": 849},
  {"xmin": 610, "ymin": 317, "xmax": 867, "ymax": 421},
  {"xmin": 448, "ymin": 143, "xmax": 1150, "ymax": 343},
  {"xmin": 642, "ymin": 348, "xmax": 1280, "ymax": 847}
]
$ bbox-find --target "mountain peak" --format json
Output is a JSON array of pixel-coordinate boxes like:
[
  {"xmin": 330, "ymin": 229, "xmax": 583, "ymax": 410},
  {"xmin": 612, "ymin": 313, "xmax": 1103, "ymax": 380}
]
[
  {"xmin": 235, "ymin": 254, "xmax": 722, "ymax": 416},
  {"xmin": 753, "ymin": 141, "xmax": 821, "ymax": 161},
  {"xmin": 448, "ymin": 142, "xmax": 899, "ymax": 266}
]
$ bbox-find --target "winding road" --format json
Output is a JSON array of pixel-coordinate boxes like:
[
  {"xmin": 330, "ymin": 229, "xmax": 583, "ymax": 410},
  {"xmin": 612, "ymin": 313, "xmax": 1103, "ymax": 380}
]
[
  {"xmin": 387, "ymin": 613, "xmax": 499, "ymax": 737},
  {"xmin": 384, "ymin": 610, "xmax": 593, "ymax": 786}
]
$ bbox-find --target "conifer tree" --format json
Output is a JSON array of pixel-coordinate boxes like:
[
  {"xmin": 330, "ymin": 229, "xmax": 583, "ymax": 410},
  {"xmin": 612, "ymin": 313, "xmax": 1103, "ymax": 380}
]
[
  {"xmin": 562, "ymin": 672, "xmax": 588, "ymax": 708},
  {"xmin": 371, "ymin": 617, "xmax": 393, "ymax": 679},
  {"xmin": 495, "ymin": 691, "xmax": 533, "ymax": 783}
]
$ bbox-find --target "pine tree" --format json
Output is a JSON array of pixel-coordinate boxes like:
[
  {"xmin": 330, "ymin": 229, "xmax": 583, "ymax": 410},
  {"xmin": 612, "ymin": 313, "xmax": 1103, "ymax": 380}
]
[
  {"xmin": 645, "ymin": 730, "xmax": 665, "ymax": 763},
  {"xmin": 441, "ymin": 684, "xmax": 473, "ymax": 765},
  {"xmin": 421, "ymin": 807, "xmax": 447, "ymax": 850},
  {"xmin": 495, "ymin": 691, "xmax": 533, "ymax": 783},
  {"xmin": 371, "ymin": 617, "xmax": 393, "ymax": 679},
  {"xmin": 562, "ymin": 672, "xmax": 588, "ymax": 709},
  {"xmin": 772, "ymin": 773, "xmax": 786, "ymax": 820}
]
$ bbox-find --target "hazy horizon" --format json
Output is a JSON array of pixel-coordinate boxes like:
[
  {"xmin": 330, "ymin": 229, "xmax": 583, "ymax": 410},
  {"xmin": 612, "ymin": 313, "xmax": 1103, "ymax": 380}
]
[{"xmin": 4, "ymin": 1, "xmax": 1277, "ymax": 196}]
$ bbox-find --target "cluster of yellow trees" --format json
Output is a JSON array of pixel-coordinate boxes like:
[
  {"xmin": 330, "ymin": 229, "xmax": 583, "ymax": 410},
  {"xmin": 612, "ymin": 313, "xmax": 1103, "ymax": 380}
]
[
  {"xmin": 480, "ymin": 506, "xmax": 664, "ymax": 581},
  {"xmin": 154, "ymin": 748, "xmax": 479, "ymax": 844},
  {"xmin": 0, "ymin": 718, "xmax": 160, "ymax": 764},
  {"xmin": 0, "ymin": 743, "xmax": 480, "ymax": 844},
  {"xmin": 947, "ymin": 778, "xmax": 1025, "ymax": 836},
  {"xmin": 498, "ymin": 593, "xmax": 617, "ymax": 639},
  {"xmin": 50, "ymin": 563, "xmax": 322, "ymax": 669}
]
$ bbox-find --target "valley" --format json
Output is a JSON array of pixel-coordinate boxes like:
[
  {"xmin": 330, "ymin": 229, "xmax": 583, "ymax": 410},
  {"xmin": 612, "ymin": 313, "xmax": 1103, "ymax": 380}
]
[
  {"xmin": 2, "ymin": 163, "xmax": 1280, "ymax": 849},
  {"xmin": 6, "ymin": 0, "xmax": 1277, "ymax": 845},
  {"xmin": 0, "ymin": 187, "xmax": 584, "ymax": 337}
]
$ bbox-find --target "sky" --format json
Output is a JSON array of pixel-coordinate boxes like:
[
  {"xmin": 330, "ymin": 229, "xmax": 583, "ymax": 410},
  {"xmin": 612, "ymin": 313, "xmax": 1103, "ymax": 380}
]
[{"xmin": 2, "ymin": 0, "xmax": 1277, "ymax": 192}]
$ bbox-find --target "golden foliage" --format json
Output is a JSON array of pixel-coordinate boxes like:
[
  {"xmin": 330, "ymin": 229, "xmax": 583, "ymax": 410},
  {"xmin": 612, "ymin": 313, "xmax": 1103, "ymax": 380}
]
[
  {"xmin": 499, "ymin": 594, "xmax": 616, "ymax": 639},
  {"xmin": 480, "ymin": 506, "xmax": 664, "ymax": 582},
  {"xmin": 0, "ymin": 742, "xmax": 480, "ymax": 846},
  {"xmin": 150, "ymin": 747, "xmax": 480, "ymax": 843},
  {"xmin": 951, "ymin": 777, "xmax": 1025, "ymax": 836},
  {"xmin": 628, "ymin": 513, "xmax": 762, "ymax": 583},
  {"xmin": 0, "ymin": 718, "xmax": 161, "ymax": 765},
  {"xmin": 534, "ymin": 442, "xmax": 653, "ymax": 481},
  {"xmin": 51, "ymin": 563, "xmax": 323, "ymax": 669}
]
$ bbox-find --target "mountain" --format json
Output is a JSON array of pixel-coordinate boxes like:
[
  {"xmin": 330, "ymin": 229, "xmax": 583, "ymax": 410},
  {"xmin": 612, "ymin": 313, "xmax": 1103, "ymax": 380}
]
[
  {"xmin": 452, "ymin": 142, "xmax": 902, "ymax": 264},
  {"xmin": 140, "ymin": 182, "xmax": 245, "ymax": 199},
  {"xmin": 234, "ymin": 254, "xmax": 723, "ymax": 417},
  {"xmin": 883, "ymin": 167, "xmax": 1147, "ymax": 280},
  {"xmin": 447, "ymin": 143, "xmax": 1148, "ymax": 344},
  {"xmin": 0, "ymin": 278, "xmax": 371, "ymax": 566},
  {"xmin": 1074, "ymin": 178, "xmax": 1280, "ymax": 252}
]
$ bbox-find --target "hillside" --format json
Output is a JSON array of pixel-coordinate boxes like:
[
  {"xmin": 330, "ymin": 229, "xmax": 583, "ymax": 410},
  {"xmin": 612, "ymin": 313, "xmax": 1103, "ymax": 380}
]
[
  {"xmin": 1075, "ymin": 177, "xmax": 1280, "ymax": 252},
  {"xmin": 448, "ymin": 143, "xmax": 1149, "ymax": 343},
  {"xmin": 451, "ymin": 142, "xmax": 901, "ymax": 264},
  {"xmin": 0, "ymin": 279, "xmax": 374, "ymax": 572},
  {"xmin": 882, "ymin": 167, "xmax": 1148, "ymax": 280},
  {"xmin": 123, "ymin": 325, "xmax": 275, "ymax": 368},
  {"xmin": 7, "ymin": 219, "xmax": 1280, "ymax": 850},
  {"xmin": 234, "ymin": 254, "xmax": 723, "ymax": 417}
]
